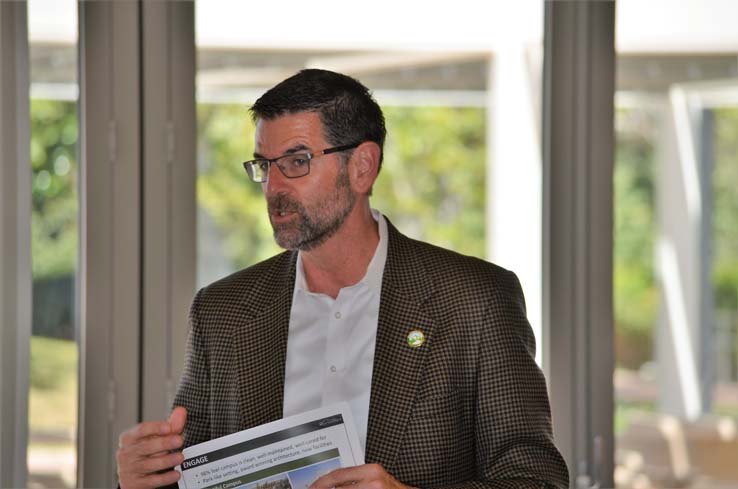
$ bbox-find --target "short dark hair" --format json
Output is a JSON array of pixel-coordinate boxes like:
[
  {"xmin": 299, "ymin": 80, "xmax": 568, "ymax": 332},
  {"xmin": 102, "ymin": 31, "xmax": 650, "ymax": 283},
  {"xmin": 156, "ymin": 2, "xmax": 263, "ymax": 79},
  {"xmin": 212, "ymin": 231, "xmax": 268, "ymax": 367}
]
[{"xmin": 250, "ymin": 69, "xmax": 386, "ymax": 171}]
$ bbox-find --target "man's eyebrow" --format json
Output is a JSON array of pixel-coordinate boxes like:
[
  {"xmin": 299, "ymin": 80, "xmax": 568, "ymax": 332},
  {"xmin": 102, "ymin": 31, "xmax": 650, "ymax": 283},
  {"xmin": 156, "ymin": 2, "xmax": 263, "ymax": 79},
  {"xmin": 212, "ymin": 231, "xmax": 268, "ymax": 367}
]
[
  {"xmin": 284, "ymin": 144, "xmax": 310, "ymax": 154},
  {"xmin": 253, "ymin": 144, "xmax": 310, "ymax": 159}
]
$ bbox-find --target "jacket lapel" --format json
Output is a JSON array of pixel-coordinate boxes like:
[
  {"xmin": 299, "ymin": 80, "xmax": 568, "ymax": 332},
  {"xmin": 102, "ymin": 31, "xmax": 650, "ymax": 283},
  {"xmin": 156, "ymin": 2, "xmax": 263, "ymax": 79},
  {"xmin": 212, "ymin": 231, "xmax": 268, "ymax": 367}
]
[
  {"xmin": 229, "ymin": 223, "xmax": 436, "ymax": 462},
  {"xmin": 365, "ymin": 222, "xmax": 436, "ymax": 470},
  {"xmin": 233, "ymin": 251, "xmax": 297, "ymax": 429}
]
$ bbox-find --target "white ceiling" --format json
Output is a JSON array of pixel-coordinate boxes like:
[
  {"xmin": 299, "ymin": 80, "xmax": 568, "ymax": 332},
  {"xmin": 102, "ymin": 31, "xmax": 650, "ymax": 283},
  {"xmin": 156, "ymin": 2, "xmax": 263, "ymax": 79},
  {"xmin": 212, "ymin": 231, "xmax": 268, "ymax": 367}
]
[{"xmin": 28, "ymin": 0, "xmax": 738, "ymax": 53}]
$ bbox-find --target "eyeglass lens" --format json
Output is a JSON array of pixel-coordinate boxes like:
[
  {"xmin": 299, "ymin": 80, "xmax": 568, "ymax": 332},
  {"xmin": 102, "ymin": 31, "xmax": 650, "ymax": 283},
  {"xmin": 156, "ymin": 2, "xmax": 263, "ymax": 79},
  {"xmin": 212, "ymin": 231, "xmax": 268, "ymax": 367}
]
[{"xmin": 246, "ymin": 153, "xmax": 312, "ymax": 182}]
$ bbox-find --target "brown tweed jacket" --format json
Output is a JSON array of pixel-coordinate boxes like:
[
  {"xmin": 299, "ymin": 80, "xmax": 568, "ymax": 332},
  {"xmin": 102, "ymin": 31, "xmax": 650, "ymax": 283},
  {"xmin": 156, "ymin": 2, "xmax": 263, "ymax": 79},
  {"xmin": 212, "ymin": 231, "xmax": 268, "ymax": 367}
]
[{"xmin": 172, "ymin": 221, "xmax": 569, "ymax": 488}]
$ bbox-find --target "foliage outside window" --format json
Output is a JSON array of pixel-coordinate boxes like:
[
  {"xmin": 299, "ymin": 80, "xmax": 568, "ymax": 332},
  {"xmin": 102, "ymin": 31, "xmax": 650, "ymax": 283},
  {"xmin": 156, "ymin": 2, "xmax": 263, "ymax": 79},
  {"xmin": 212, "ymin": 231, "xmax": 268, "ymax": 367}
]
[{"xmin": 29, "ymin": 98, "xmax": 78, "ymax": 488}]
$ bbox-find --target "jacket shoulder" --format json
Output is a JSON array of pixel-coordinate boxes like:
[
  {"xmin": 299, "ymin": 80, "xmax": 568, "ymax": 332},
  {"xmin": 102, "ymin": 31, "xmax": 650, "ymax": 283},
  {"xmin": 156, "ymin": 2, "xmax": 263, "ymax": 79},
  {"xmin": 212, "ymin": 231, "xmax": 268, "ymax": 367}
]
[
  {"xmin": 397, "ymin": 232, "xmax": 520, "ymax": 297},
  {"xmin": 193, "ymin": 251, "xmax": 295, "ymax": 315}
]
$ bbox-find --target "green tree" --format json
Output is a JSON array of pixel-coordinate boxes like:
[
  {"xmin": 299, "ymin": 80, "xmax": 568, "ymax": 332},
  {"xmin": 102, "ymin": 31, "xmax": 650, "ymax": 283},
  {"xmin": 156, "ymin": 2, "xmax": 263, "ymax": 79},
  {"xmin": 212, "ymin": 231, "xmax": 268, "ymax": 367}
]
[
  {"xmin": 713, "ymin": 108, "xmax": 738, "ymax": 312},
  {"xmin": 197, "ymin": 104, "xmax": 280, "ymax": 271},
  {"xmin": 613, "ymin": 108, "xmax": 659, "ymax": 369},
  {"xmin": 30, "ymin": 99, "xmax": 78, "ymax": 280},
  {"xmin": 375, "ymin": 106, "xmax": 486, "ymax": 258}
]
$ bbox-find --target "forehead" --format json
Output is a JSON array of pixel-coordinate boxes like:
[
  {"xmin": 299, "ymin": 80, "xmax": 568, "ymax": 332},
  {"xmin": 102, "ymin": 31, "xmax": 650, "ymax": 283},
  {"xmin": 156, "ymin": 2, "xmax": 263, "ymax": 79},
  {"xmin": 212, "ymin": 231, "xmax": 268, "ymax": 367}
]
[{"xmin": 254, "ymin": 112, "xmax": 325, "ymax": 153}]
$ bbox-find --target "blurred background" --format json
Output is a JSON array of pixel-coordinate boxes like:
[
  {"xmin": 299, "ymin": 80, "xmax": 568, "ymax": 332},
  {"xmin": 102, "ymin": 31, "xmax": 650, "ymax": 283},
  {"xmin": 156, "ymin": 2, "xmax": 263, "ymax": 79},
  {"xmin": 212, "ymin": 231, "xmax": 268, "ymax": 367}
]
[{"xmin": 14, "ymin": 0, "xmax": 738, "ymax": 487}]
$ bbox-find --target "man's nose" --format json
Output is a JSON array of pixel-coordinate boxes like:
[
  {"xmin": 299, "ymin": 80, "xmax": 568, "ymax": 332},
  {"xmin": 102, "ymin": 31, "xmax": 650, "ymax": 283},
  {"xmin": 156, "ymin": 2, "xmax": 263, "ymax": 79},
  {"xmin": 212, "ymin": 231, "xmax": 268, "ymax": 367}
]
[{"xmin": 264, "ymin": 162, "xmax": 290, "ymax": 195}]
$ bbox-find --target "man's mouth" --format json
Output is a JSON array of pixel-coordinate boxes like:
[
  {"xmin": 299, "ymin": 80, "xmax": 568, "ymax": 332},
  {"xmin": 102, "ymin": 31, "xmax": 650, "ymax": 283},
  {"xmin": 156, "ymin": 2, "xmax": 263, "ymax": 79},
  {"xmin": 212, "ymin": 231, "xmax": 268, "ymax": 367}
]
[
  {"xmin": 271, "ymin": 208, "xmax": 297, "ymax": 222},
  {"xmin": 267, "ymin": 195, "xmax": 301, "ymax": 223}
]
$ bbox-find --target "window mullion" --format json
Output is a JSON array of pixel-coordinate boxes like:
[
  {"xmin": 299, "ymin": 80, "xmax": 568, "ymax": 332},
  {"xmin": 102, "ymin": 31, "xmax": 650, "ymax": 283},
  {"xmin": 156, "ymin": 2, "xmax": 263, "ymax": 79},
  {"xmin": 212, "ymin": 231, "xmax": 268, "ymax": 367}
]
[{"xmin": 0, "ymin": 2, "xmax": 31, "ymax": 487}]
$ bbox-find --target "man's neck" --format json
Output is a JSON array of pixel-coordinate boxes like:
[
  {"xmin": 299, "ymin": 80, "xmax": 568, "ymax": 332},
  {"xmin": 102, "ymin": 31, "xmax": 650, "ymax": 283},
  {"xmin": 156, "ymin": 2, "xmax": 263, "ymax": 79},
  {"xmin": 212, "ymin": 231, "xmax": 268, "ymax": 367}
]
[{"xmin": 299, "ymin": 204, "xmax": 379, "ymax": 299}]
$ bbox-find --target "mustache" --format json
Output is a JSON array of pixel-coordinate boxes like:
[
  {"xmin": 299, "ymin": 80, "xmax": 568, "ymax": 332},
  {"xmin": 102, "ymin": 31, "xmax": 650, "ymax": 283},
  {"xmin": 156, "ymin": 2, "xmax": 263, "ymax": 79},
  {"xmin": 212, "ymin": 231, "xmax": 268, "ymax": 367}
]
[{"xmin": 267, "ymin": 194, "xmax": 302, "ymax": 214}]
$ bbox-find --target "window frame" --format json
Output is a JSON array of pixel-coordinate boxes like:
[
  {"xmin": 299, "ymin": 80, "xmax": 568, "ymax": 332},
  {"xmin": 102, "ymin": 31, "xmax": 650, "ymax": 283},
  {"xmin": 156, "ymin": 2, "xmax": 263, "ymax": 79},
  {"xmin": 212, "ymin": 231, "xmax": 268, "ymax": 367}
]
[
  {"xmin": 1, "ymin": 1, "xmax": 620, "ymax": 486},
  {"xmin": 0, "ymin": 2, "xmax": 32, "ymax": 487}
]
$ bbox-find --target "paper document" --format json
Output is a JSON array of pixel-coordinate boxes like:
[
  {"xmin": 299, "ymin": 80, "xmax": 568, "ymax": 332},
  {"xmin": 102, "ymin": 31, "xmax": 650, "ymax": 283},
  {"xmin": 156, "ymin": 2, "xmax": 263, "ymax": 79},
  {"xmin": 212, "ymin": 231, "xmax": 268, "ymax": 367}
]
[{"xmin": 176, "ymin": 403, "xmax": 364, "ymax": 489}]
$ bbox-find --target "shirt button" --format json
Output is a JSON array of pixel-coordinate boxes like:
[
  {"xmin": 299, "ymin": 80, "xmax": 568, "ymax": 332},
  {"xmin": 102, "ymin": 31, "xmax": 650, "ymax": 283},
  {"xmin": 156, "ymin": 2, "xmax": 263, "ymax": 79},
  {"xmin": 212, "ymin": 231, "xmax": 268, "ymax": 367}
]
[
  {"xmin": 334, "ymin": 311, "xmax": 342, "ymax": 319},
  {"xmin": 330, "ymin": 365, "xmax": 337, "ymax": 373}
]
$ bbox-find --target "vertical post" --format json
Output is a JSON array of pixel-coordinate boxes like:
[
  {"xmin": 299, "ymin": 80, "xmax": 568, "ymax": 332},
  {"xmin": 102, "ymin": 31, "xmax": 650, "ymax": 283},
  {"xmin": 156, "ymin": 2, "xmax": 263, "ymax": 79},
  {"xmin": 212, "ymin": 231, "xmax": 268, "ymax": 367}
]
[
  {"xmin": 699, "ymin": 109, "xmax": 715, "ymax": 414},
  {"xmin": 488, "ymin": 40, "xmax": 544, "ymax": 365},
  {"xmin": 141, "ymin": 0, "xmax": 197, "ymax": 421},
  {"xmin": 655, "ymin": 90, "xmax": 712, "ymax": 420},
  {"xmin": 543, "ymin": 1, "xmax": 615, "ymax": 487},
  {"xmin": 78, "ymin": 1, "xmax": 141, "ymax": 486},
  {"xmin": 0, "ymin": 2, "xmax": 31, "ymax": 487}
]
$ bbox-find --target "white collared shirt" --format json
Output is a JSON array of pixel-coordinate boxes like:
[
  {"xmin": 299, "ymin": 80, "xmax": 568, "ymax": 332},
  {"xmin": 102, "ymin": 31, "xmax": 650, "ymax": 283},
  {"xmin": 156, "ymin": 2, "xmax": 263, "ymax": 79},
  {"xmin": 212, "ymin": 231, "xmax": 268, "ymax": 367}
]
[{"xmin": 283, "ymin": 210, "xmax": 388, "ymax": 451}]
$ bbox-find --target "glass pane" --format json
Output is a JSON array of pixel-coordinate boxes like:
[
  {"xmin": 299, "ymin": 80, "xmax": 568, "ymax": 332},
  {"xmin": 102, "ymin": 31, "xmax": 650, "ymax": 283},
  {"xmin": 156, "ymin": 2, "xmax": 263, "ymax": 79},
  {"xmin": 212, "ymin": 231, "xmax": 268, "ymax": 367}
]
[
  {"xmin": 712, "ymin": 110, "xmax": 738, "ymax": 413},
  {"xmin": 615, "ymin": 1, "xmax": 738, "ymax": 487},
  {"xmin": 27, "ymin": 0, "xmax": 79, "ymax": 487},
  {"xmin": 194, "ymin": 1, "xmax": 545, "ymax": 351}
]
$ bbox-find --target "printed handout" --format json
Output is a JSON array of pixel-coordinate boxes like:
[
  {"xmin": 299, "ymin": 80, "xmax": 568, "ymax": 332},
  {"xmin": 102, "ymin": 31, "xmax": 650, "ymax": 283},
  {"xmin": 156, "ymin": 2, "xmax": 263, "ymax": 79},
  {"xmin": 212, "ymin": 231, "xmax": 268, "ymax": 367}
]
[{"xmin": 176, "ymin": 403, "xmax": 364, "ymax": 489}]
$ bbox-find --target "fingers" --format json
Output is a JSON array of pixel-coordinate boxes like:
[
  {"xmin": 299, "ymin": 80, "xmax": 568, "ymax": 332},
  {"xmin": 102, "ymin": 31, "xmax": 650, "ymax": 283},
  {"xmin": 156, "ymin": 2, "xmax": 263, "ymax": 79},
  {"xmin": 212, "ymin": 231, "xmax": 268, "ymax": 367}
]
[
  {"xmin": 117, "ymin": 409, "xmax": 189, "ymax": 489},
  {"xmin": 131, "ymin": 434, "xmax": 184, "ymax": 457},
  {"xmin": 169, "ymin": 406, "xmax": 187, "ymax": 434},
  {"xmin": 119, "ymin": 406, "xmax": 186, "ymax": 447},
  {"xmin": 310, "ymin": 464, "xmax": 384, "ymax": 489},
  {"xmin": 119, "ymin": 421, "xmax": 172, "ymax": 447},
  {"xmin": 137, "ymin": 451, "xmax": 186, "ymax": 475},
  {"xmin": 118, "ymin": 467, "xmax": 181, "ymax": 489},
  {"xmin": 309, "ymin": 464, "xmax": 412, "ymax": 489},
  {"xmin": 117, "ymin": 433, "xmax": 183, "ymax": 470},
  {"xmin": 117, "ymin": 446, "xmax": 184, "ymax": 489}
]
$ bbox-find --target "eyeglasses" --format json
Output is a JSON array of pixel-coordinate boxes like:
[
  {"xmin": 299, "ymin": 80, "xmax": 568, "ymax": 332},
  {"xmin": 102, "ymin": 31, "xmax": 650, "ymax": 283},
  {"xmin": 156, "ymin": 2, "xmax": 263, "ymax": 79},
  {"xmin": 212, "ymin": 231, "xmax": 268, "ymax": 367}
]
[{"xmin": 243, "ymin": 142, "xmax": 361, "ymax": 183}]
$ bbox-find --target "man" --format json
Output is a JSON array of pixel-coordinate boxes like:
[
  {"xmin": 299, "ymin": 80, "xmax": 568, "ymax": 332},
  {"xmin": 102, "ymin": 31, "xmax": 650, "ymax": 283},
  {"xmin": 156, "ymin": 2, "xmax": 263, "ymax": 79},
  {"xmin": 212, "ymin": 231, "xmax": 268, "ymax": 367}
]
[{"xmin": 117, "ymin": 69, "xmax": 569, "ymax": 489}]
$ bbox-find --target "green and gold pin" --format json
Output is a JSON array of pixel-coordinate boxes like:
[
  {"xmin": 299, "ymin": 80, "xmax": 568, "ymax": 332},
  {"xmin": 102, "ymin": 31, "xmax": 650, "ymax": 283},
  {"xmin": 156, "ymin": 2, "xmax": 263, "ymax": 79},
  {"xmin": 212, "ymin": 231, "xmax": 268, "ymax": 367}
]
[{"xmin": 407, "ymin": 330, "xmax": 425, "ymax": 348}]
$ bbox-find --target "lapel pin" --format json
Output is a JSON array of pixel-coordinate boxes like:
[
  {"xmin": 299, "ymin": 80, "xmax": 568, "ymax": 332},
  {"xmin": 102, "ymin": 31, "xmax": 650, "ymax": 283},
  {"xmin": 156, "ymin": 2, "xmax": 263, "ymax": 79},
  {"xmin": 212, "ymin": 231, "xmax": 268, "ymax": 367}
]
[{"xmin": 407, "ymin": 330, "xmax": 425, "ymax": 348}]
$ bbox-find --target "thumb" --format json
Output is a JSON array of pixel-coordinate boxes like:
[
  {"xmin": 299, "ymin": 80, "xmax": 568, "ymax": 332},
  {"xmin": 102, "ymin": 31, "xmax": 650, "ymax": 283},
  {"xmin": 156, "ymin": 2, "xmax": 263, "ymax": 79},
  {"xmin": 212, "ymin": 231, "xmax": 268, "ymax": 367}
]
[{"xmin": 168, "ymin": 406, "xmax": 187, "ymax": 435}]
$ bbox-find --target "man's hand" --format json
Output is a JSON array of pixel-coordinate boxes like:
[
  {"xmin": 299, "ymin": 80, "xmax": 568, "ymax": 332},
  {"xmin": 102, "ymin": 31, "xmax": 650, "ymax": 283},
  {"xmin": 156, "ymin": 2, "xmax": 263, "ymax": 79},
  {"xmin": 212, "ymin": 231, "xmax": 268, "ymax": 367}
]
[
  {"xmin": 309, "ymin": 463, "xmax": 415, "ymax": 489},
  {"xmin": 117, "ymin": 406, "xmax": 187, "ymax": 489}
]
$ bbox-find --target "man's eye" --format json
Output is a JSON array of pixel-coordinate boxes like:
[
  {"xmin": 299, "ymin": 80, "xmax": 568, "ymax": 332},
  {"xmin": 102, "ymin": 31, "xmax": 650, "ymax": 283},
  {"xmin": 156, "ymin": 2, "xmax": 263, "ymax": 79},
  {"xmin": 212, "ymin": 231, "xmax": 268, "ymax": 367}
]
[
  {"xmin": 257, "ymin": 161, "xmax": 270, "ymax": 172},
  {"xmin": 290, "ymin": 156, "xmax": 308, "ymax": 167}
]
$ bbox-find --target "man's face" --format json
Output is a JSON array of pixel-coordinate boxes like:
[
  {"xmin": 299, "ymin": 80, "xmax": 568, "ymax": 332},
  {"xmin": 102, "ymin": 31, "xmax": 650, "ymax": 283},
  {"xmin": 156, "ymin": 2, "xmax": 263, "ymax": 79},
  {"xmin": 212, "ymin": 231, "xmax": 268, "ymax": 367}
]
[{"xmin": 254, "ymin": 112, "xmax": 356, "ymax": 251}]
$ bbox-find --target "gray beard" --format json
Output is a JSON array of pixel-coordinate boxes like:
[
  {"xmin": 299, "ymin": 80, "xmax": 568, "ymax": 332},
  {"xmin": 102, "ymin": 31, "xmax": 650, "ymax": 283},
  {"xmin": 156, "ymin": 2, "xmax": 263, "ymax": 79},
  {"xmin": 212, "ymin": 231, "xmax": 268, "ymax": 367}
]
[{"xmin": 268, "ymin": 169, "xmax": 356, "ymax": 251}]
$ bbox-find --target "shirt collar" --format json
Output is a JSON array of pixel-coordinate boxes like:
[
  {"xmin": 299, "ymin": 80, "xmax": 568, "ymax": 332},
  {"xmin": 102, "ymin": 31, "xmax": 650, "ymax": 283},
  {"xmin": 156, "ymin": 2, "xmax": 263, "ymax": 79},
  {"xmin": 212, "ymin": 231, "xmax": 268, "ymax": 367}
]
[{"xmin": 294, "ymin": 209, "xmax": 388, "ymax": 296}]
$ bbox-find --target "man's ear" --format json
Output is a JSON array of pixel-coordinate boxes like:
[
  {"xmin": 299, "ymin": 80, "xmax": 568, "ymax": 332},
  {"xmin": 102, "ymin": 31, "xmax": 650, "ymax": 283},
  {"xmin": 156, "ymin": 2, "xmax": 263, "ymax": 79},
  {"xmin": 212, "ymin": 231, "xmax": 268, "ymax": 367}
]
[{"xmin": 349, "ymin": 141, "xmax": 381, "ymax": 194}]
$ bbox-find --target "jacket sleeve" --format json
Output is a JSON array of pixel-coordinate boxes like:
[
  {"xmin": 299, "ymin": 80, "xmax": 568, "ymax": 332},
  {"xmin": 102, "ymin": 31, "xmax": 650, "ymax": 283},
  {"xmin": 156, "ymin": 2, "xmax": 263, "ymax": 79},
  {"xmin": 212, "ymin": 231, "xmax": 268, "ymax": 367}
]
[
  {"xmin": 439, "ymin": 270, "xmax": 569, "ymax": 489},
  {"xmin": 474, "ymin": 270, "xmax": 568, "ymax": 488},
  {"xmin": 153, "ymin": 291, "xmax": 211, "ymax": 489},
  {"xmin": 172, "ymin": 288, "xmax": 212, "ymax": 449}
]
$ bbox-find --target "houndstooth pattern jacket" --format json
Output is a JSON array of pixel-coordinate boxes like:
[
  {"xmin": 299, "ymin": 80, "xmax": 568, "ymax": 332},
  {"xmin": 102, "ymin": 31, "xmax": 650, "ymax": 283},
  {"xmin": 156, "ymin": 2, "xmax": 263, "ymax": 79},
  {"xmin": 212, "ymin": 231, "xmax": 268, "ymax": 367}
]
[{"xmin": 172, "ymin": 220, "xmax": 569, "ymax": 489}]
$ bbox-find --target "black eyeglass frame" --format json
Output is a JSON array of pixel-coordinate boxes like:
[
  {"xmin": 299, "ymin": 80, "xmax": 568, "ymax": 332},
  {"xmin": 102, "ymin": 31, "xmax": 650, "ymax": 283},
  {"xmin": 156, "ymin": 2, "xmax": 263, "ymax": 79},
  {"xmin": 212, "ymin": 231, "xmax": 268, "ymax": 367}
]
[{"xmin": 242, "ymin": 142, "xmax": 362, "ymax": 183}]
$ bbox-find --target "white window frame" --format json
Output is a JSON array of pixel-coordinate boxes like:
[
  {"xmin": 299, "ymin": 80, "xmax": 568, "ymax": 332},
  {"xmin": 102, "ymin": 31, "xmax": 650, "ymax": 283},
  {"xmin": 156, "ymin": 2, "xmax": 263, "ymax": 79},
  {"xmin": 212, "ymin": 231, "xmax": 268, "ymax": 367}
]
[
  {"xmin": 77, "ymin": 1, "xmax": 196, "ymax": 485},
  {"xmin": 3, "ymin": 1, "xmax": 620, "ymax": 487},
  {"xmin": 0, "ymin": 2, "xmax": 31, "ymax": 487},
  {"xmin": 140, "ymin": 0, "xmax": 197, "ymax": 423},
  {"xmin": 78, "ymin": 1, "xmax": 142, "ymax": 485},
  {"xmin": 543, "ymin": 2, "xmax": 616, "ymax": 488}
]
